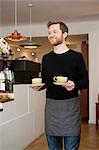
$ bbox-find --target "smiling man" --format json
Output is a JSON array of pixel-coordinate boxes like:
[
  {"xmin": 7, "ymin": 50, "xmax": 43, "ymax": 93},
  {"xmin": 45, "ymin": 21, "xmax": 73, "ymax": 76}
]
[{"xmin": 33, "ymin": 21, "xmax": 88, "ymax": 150}]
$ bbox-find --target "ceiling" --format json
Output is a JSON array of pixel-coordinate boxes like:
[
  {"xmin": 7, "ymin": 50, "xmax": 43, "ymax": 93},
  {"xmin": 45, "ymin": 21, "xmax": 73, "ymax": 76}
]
[{"xmin": 0, "ymin": 0, "xmax": 99, "ymax": 26}]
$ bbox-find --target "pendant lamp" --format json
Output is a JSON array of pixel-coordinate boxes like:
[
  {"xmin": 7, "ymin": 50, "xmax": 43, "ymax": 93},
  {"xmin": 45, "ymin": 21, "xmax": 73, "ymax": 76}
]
[
  {"xmin": 6, "ymin": 0, "xmax": 26, "ymax": 41},
  {"xmin": 19, "ymin": 4, "xmax": 40, "ymax": 49}
]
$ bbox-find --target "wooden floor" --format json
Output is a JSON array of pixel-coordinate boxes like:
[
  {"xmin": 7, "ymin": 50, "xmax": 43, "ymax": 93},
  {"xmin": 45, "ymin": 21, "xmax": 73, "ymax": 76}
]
[{"xmin": 24, "ymin": 121, "xmax": 99, "ymax": 150}]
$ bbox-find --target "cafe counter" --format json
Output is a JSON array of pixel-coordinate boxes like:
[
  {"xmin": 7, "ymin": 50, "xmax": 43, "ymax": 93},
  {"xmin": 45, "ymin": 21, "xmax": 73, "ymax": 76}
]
[{"xmin": 0, "ymin": 84, "xmax": 46, "ymax": 150}]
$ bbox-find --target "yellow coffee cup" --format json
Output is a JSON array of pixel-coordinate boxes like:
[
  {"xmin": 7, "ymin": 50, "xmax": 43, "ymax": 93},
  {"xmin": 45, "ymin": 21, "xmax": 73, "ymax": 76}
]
[{"xmin": 53, "ymin": 76, "xmax": 68, "ymax": 83}]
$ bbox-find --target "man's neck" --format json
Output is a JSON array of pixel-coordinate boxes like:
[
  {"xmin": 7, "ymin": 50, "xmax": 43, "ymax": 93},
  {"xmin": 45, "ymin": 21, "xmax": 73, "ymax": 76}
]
[{"xmin": 53, "ymin": 43, "xmax": 69, "ymax": 54}]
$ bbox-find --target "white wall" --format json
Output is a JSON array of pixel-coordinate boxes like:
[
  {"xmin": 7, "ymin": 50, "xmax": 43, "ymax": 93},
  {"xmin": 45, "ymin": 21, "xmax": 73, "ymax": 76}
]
[{"xmin": 1, "ymin": 20, "xmax": 99, "ymax": 124}]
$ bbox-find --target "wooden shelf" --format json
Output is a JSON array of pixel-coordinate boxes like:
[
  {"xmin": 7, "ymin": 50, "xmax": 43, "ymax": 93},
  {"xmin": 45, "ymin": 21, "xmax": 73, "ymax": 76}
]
[{"xmin": 0, "ymin": 98, "xmax": 14, "ymax": 103}]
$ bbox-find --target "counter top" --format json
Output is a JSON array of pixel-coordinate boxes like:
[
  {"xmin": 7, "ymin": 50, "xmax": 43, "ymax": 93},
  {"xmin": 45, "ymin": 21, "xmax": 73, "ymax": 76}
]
[{"xmin": 0, "ymin": 90, "xmax": 13, "ymax": 93}]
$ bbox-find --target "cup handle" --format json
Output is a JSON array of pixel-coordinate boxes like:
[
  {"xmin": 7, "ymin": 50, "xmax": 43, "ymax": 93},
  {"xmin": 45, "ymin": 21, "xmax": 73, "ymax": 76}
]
[{"xmin": 53, "ymin": 76, "xmax": 57, "ymax": 82}]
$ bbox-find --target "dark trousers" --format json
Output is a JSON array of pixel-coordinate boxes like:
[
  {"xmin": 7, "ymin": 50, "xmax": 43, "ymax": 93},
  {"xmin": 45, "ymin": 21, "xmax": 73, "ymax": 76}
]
[{"xmin": 46, "ymin": 135, "xmax": 80, "ymax": 150}]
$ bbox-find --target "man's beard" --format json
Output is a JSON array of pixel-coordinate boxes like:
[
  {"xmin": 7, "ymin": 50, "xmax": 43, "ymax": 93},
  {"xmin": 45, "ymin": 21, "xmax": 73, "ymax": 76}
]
[
  {"xmin": 53, "ymin": 40, "xmax": 62, "ymax": 46},
  {"xmin": 49, "ymin": 37, "xmax": 63, "ymax": 46}
]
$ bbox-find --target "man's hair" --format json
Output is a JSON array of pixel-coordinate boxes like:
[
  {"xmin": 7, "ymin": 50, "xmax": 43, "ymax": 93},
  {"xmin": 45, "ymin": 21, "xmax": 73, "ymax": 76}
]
[{"xmin": 47, "ymin": 21, "xmax": 68, "ymax": 33}]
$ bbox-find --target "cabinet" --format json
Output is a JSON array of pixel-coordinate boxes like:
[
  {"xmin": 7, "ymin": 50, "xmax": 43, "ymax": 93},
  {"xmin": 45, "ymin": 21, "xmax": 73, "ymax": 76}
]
[
  {"xmin": 80, "ymin": 41, "xmax": 89, "ymax": 119},
  {"xmin": 0, "ymin": 60, "xmax": 4, "ymax": 71},
  {"xmin": 10, "ymin": 60, "xmax": 40, "ymax": 84}
]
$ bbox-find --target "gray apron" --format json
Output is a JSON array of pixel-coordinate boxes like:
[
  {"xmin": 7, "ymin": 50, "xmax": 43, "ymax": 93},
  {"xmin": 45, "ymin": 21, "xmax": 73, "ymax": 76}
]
[{"xmin": 45, "ymin": 97, "xmax": 81, "ymax": 136}]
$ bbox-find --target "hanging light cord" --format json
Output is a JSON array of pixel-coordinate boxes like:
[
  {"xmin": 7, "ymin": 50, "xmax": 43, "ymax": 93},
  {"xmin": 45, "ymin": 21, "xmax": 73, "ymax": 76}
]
[
  {"xmin": 28, "ymin": 4, "xmax": 33, "ymax": 41},
  {"xmin": 6, "ymin": 0, "xmax": 26, "ymax": 41},
  {"xmin": 15, "ymin": 0, "xmax": 17, "ymax": 31}
]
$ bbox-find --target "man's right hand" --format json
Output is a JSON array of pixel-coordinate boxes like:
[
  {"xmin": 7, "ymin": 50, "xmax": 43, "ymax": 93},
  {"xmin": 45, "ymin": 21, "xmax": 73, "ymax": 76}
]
[{"xmin": 30, "ymin": 84, "xmax": 45, "ymax": 91}]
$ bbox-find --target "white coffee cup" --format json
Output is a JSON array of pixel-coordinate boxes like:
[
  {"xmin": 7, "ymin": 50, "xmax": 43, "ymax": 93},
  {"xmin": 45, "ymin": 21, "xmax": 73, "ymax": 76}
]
[
  {"xmin": 32, "ymin": 78, "xmax": 42, "ymax": 84},
  {"xmin": 53, "ymin": 76, "xmax": 68, "ymax": 83}
]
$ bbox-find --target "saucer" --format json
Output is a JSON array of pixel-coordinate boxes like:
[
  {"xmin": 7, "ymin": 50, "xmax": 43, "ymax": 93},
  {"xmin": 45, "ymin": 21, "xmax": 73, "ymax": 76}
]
[{"xmin": 53, "ymin": 82, "xmax": 66, "ymax": 86}]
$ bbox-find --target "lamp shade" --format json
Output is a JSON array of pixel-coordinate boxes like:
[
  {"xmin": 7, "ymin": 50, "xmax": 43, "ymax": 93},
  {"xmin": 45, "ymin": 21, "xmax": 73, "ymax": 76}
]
[
  {"xmin": 19, "ymin": 37, "xmax": 40, "ymax": 49},
  {"xmin": 6, "ymin": 30, "xmax": 26, "ymax": 42}
]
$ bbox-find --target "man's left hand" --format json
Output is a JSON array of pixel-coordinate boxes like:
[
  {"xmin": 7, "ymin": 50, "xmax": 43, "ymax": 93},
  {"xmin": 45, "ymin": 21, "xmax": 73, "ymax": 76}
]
[{"xmin": 62, "ymin": 80, "xmax": 75, "ymax": 91}]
